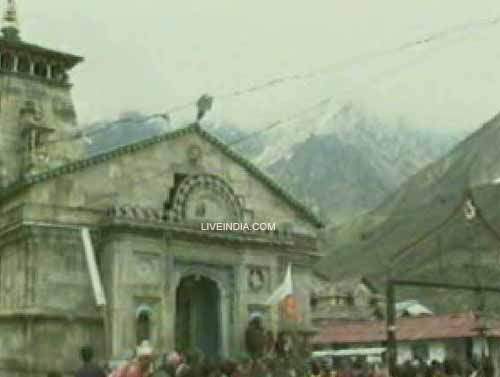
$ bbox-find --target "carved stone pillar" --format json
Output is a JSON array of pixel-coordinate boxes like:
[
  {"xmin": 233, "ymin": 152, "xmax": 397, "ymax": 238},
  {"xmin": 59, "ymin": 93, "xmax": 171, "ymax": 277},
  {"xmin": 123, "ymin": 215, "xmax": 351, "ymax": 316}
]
[{"xmin": 12, "ymin": 54, "xmax": 18, "ymax": 72}]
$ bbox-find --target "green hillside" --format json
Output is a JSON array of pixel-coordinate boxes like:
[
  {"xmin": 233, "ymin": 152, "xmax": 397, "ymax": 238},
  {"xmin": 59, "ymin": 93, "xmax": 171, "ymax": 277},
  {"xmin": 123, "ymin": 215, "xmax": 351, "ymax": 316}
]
[{"xmin": 318, "ymin": 113, "xmax": 500, "ymax": 314}]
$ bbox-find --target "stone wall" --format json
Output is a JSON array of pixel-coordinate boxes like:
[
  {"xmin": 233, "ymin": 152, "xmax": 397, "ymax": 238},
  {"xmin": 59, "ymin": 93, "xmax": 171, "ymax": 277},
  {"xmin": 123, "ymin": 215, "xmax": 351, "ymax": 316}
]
[
  {"xmin": 24, "ymin": 132, "xmax": 317, "ymax": 233},
  {"xmin": 97, "ymin": 229, "xmax": 315, "ymax": 359},
  {"xmin": 32, "ymin": 227, "xmax": 95, "ymax": 311},
  {"xmin": 0, "ymin": 74, "xmax": 83, "ymax": 183},
  {"xmin": 0, "ymin": 241, "xmax": 27, "ymax": 309},
  {"xmin": 0, "ymin": 225, "xmax": 105, "ymax": 376}
]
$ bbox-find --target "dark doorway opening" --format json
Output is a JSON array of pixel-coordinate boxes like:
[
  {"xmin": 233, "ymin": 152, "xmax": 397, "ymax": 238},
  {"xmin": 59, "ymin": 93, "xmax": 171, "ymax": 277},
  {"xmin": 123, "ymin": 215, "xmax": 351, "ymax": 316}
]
[{"xmin": 175, "ymin": 275, "xmax": 221, "ymax": 359}]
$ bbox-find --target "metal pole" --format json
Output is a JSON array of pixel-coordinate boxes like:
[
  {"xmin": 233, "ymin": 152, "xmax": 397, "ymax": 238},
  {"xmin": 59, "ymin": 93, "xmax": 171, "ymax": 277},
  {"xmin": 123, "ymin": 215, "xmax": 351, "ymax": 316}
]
[
  {"xmin": 386, "ymin": 280, "xmax": 397, "ymax": 377},
  {"xmin": 389, "ymin": 279, "xmax": 500, "ymax": 294}
]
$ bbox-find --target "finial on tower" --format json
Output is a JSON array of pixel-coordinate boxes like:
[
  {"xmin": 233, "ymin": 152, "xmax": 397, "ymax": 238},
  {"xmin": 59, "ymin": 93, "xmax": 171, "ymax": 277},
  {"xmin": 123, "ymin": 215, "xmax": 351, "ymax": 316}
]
[{"xmin": 2, "ymin": 0, "xmax": 20, "ymax": 40}]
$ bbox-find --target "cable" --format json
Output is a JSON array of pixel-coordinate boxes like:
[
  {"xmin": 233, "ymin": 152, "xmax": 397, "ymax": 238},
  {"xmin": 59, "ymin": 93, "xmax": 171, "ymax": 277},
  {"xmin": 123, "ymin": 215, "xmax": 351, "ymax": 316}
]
[
  {"xmin": 373, "ymin": 156, "xmax": 479, "ymax": 274},
  {"xmin": 386, "ymin": 170, "xmax": 500, "ymax": 279},
  {"xmin": 33, "ymin": 12, "xmax": 500, "ymax": 147},
  {"xmin": 227, "ymin": 22, "xmax": 499, "ymax": 149},
  {"xmin": 27, "ymin": 15, "xmax": 500, "ymax": 214}
]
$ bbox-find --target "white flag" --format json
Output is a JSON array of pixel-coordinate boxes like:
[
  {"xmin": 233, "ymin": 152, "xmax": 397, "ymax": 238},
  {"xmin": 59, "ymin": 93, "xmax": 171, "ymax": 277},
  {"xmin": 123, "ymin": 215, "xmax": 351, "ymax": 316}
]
[
  {"xmin": 265, "ymin": 264, "xmax": 293, "ymax": 305},
  {"xmin": 81, "ymin": 227, "xmax": 107, "ymax": 307}
]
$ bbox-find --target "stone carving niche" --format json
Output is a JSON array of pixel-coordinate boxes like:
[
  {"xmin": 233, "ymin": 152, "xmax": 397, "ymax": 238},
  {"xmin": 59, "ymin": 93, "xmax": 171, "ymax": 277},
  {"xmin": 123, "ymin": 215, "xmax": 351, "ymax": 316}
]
[{"xmin": 166, "ymin": 174, "xmax": 249, "ymax": 223}]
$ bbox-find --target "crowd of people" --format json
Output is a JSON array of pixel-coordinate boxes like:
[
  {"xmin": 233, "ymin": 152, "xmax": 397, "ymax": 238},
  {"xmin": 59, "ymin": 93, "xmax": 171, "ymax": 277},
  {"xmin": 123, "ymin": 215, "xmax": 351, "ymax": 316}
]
[
  {"xmin": 390, "ymin": 358, "xmax": 495, "ymax": 377},
  {"xmin": 42, "ymin": 343, "xmax": 497, "ymax": 377},
  {"xmin": 43, "ymin": 342, "xmax": 497, "ymax": 377},
  {"xmin": 41, "ymin": 316, "xmax": 497, "ymax": 377}
]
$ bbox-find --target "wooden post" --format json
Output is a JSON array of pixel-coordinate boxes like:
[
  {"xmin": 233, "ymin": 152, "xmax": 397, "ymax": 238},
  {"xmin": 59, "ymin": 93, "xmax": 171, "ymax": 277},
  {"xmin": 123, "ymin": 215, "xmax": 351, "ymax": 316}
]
[{"xmin": 386, "ymin": 280, "xmax": 397, "ymax": 377}]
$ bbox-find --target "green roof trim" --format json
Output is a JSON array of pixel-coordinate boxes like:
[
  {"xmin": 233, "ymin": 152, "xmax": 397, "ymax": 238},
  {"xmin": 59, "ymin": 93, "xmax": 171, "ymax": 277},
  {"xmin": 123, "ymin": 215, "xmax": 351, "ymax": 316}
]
[{"xmin": 0, "ymin": 123, "xmax": 324, "ymax": 228}]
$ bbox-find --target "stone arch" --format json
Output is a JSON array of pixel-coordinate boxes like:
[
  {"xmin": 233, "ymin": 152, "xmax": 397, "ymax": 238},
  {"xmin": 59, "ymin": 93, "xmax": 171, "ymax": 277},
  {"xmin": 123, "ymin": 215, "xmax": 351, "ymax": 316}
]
[
  {"xmin": 135, "ymin": 304, "xmax": 153, "ymax": 344},
  {"xmin": 169, "ymin": 174, "xmax": 244, "ymax": 222},
  {"xmin": 174, "ymin": 266, "xmax": 229, "ymax": 298},
  {"xmin": 174, "ymin": 267, "xmax": 230, "ymax": 357}
]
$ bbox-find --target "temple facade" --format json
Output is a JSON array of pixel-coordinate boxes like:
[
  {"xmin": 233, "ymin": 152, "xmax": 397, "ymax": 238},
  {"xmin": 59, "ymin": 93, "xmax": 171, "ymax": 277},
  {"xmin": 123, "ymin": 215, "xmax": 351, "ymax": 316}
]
[{"xmin": 0, "ymin": 2, "xmax": 323, "ymax": 376}]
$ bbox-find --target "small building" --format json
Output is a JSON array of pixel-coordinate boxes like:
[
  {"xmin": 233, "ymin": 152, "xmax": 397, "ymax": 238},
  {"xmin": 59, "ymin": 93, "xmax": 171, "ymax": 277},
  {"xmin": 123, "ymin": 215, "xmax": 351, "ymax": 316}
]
[
  {"xmin": 312, "ymin": 312, "xmax": 500, "ymax": 365},
  {"xmin": 310, "ymin": 274, "xmax": 384, "ymax": 324}
]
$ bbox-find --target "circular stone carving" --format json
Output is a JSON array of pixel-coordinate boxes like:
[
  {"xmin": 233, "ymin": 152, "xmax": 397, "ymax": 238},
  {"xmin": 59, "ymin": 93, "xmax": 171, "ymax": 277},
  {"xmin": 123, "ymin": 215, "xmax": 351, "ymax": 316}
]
[
  {"xmin": 138, "ymin": 258, "xmax": 154, "ymax": 276},
  {"xmin": 187, "ymin": 145, "xmax": 202, "ymax": 164},
  {"xmin": 171, "ymin": 174, "xmax": 243, "ymax": 222}
]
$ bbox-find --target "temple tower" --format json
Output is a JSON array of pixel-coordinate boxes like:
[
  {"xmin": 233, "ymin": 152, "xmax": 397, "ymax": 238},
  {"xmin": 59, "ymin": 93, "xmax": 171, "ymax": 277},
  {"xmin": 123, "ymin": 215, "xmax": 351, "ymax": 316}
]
[{"xmin": 0, "ymin": 0, "xmax": 84, "ymax": 184}]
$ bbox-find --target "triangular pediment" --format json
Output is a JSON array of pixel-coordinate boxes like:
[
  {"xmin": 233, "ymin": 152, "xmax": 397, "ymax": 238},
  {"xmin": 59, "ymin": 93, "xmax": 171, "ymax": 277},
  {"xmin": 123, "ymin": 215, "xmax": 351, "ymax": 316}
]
[{"xmin": 3, "ymin": 124, "xmax": 323, "ymax": 230}]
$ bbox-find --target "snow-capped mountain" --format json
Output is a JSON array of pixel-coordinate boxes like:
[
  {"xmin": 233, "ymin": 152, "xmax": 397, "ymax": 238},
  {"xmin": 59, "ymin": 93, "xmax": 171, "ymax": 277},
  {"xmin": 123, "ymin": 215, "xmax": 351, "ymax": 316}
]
[
  {"xmin": 262, "ymin": 103, "xmax": 467, "ymax": 223},
  {"xmin": 82, "ymin": 104, "xmax": 466, "ymax": 225},
  {"xmin": 318, "ymin": 111, "xmax": 500, "ymax": 313}
]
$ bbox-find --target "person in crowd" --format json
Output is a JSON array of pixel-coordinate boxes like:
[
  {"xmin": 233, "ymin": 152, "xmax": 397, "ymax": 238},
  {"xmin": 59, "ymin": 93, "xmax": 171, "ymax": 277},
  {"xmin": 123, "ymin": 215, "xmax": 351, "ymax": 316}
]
[
  {"xmin": 426, "ymin": 360, "xmax": 441, "ymax": 377},
  {"xmin": 76, "ymin": 345, "xmax": 107, "ymax": 377},
  {"xmin": 310, "ymin": 361, "xmax": 322, "ymax": 377},
  {"xmin": 275, "ymin": 332, "xmax": 294, "ymax": 360},
  {"xmin": 337, "ymin": 359, "xmax": 353, "ymax": 377},
  {"xmin": 319, "ymin": 359, "xmax": 331, "ymax": 377},
  {"xmin": 264, "ymin": 357, "xmax": 278, "ymax": 377},
  {"xmin": 252, "ymin": 357, "xmax": 270, "ymax": 377},
  {"xmin": 110, "ymin": 340, "xmax": 155, "ymax": 377},
  {"xmin": 351, "ymin": 359, "xmax": 364, "ymax": 377},
  {"xmin": 374, "ymin": 363, "xmax": 388, "ymax": 377},
  {"xmin": 219, "ymin": 359, "xmax": 236, "ymax": 377},
  {"xmin": 176, "ymin": 364, "xmax": 195, "ymax": 377},
  {"xmin": 444, "ymin": 358, "xmax": 463, "ymax": 377},
  {"xmin": 153, "ymin": 354, "xmax": 174, "ymax": 377},
  {"xmin": 175, "ymin": 352, "xmax": 191, "ymax": 377},
  {"xmin": 265, "ymin": 331, "xmax": 276, "ymax": 357},
  {"xmin": 400, "ymin": 360, "xmax": 417, "ymax": 377},
  {"xmin": 483, "ymin": 356, "xmax": 495, "ymax": 377},
  {"xmin": 245, "ymin": 313, "xmax": 267, "ymax": 360},
  {"xmin": 185, "ymin": 350, "xmax": 204, "ymax": 377},
  {"xmin": 157, "ymin": 352, "xmax": 182, "ymax": 377},
  {"xmin": 233, "ymin": 355, "xmax": 253, "ymax": 377}
]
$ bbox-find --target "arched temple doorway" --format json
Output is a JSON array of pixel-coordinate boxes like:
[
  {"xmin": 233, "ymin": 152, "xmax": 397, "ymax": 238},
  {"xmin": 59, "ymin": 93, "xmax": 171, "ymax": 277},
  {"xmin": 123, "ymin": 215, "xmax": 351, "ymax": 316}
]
[{"xmin": 175, "ymin": 275, "xmax": 221, "ymax": 359}]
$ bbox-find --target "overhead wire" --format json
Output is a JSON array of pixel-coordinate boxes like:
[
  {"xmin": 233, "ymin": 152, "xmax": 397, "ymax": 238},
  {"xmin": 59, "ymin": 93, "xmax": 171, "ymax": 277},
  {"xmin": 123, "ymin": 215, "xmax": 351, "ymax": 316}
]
[
  {"xmin": 15, "ymin": 12, "xmax": 500, "ymax": 223},
  {"xmin": 80, "ymin": 21, "xmax": 500, "ymax": 208},
  {"xmin": 226, "ymin": 21, "xmax": 500, "ymax": 148},
  {"xmin": 377, "ymin": 155, "xmax": 479, "ymax": 275},
  {"xmin": 34, "ymin": 13, "xmax": 500, "ymax": 147}
]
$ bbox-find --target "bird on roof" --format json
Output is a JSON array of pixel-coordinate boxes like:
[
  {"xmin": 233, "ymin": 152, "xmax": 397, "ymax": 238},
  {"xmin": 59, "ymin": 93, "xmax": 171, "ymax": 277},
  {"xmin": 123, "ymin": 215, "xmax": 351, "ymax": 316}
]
[{"xmin": 196, "ymin": 94, "xmax": 214, "ymax": 122}]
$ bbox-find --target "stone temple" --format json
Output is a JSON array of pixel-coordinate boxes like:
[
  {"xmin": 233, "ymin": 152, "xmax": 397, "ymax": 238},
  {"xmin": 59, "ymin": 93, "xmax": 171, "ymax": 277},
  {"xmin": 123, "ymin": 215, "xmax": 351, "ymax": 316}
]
[{"xmin": 0, "ymin": 2, "xmax": 323, "ymax": 376}]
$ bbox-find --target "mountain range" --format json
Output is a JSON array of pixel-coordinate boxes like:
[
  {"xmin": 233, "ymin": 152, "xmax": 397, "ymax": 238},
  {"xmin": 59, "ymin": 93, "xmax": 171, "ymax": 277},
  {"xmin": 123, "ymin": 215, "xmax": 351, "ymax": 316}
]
[
  {"xmin": 83, "ymin": 105, "xmax": 466, "ymax": 226},
  {"xmin": 263, "ymin": 103, "xmax": 466, "ymax": 224},
  {"xmin": 317, "ymin": 111, "xmax": 500, "ymax": 314}
]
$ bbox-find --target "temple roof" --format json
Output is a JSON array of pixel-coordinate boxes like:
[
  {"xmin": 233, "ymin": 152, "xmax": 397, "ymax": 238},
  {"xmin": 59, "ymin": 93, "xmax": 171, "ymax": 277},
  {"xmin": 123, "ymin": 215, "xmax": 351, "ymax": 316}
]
[
  {"xmin": 0, "ymin": 123, "xmax": 324, "ymax": 228},
  {"xmin": 0, "ymin": 0, "xmax": 83, "ymax": 68},
  {"xmin": 0, "ymin": 36, "xmax": 83, "ymax": 69}
]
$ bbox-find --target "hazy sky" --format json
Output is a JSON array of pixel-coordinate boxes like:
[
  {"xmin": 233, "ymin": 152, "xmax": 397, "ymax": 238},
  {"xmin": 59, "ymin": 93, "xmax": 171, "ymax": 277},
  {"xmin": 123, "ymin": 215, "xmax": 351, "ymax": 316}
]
[{"xmin": 13, "ymin": 0, "xmax": 500, "ymax": 132}]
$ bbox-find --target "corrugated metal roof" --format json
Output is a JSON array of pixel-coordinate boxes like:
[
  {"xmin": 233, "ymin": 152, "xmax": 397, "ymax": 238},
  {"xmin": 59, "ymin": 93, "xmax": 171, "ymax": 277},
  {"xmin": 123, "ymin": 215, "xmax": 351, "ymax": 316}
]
[{"xmin": 313, "ymin": 312, "xmax": 500, "ymax": 345}]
